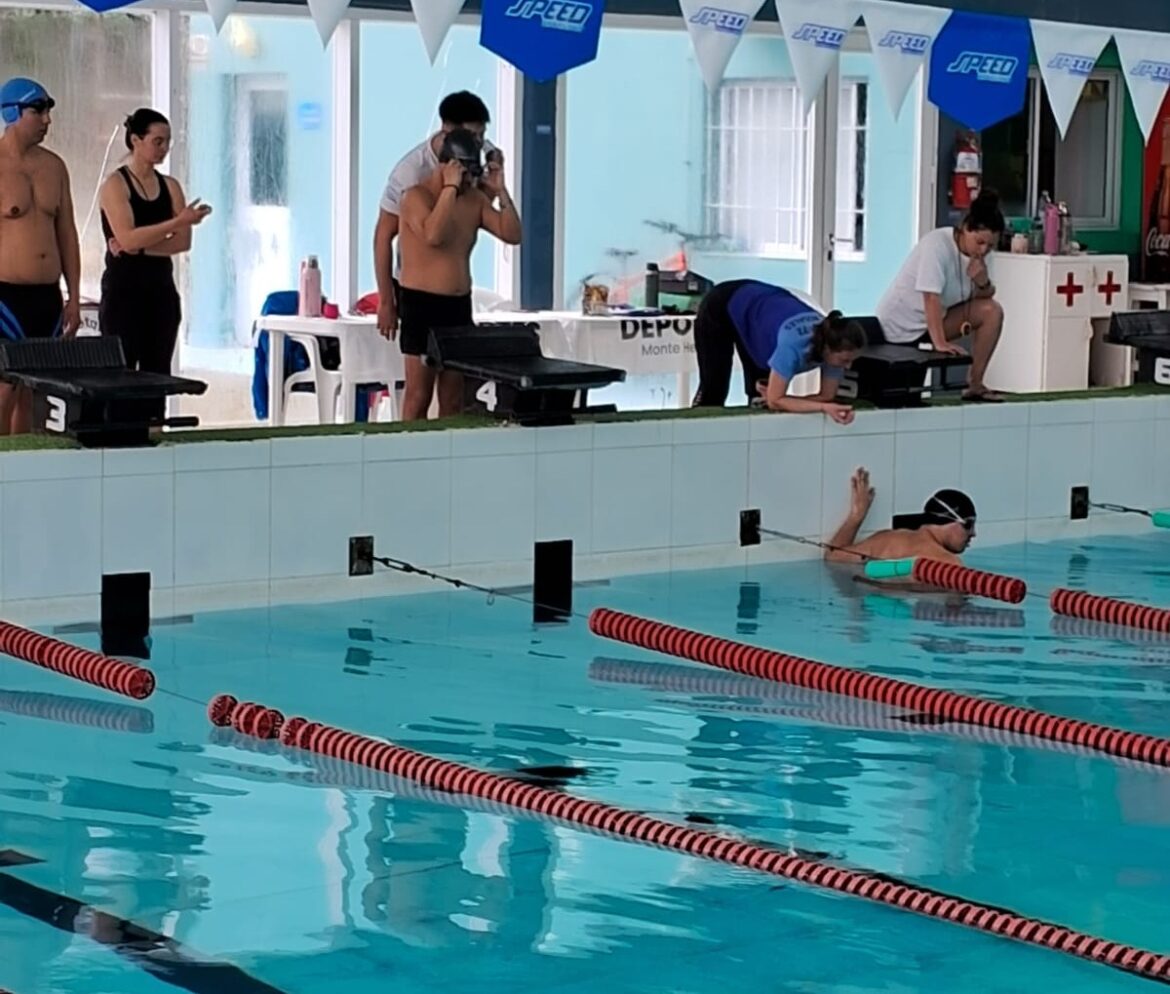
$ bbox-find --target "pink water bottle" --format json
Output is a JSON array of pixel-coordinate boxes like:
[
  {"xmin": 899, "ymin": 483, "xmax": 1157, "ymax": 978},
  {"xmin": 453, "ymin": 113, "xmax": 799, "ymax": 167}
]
[
  {"xmin": 298, "ymin": 256, "xmax": 322, "ymax": 317},
  {"xmin": 1043, "ymin": 201, "xmax": 1060, "ymax": 255}
]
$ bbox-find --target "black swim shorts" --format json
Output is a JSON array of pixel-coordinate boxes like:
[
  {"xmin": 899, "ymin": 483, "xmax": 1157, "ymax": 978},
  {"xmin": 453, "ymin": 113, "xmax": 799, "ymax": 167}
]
[
  {"xmin": 397, "ymin": 286, "xmax": 473, "ymax": 357},
  {"xmin": 0, "ymin": 281, "xmax": 63, "ymax": 340}
]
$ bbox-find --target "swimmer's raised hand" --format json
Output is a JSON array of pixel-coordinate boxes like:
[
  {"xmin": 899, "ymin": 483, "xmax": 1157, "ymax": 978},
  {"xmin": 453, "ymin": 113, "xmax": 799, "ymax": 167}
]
[{"xmin": 850, "ymin": 467, "xmax": 874, "ymax": 519}]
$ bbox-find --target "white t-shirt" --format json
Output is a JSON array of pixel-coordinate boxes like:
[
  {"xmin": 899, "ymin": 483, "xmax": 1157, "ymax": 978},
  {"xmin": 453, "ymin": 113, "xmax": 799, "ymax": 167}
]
[
  {"xmin": 875, "ymin": 227, "xmax": 974, "ymax": 343},
  {"xmin": 379, "ymin": 137, "xmax": 440, "ymax": 217},
  {"xmin": 378, "ymin": 135, "xmax": 496, "ymax": 278}
]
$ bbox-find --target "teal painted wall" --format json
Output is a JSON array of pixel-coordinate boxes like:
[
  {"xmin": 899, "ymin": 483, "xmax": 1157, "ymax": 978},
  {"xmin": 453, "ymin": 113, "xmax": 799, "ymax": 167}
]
[
  {"xmin": 356, "ymin": 22, "xmax": 500, "ymax": 298},
  {"xmin": 183, "ymin": 17, "xmax": 500, "ymax": 351},
  {"xmin": 564, "ymin": 29, "xmax": 920, "ymax": 315},
  {"xmin": 186, "ymin": 14, "xmax": 333, "ymax": 348}
]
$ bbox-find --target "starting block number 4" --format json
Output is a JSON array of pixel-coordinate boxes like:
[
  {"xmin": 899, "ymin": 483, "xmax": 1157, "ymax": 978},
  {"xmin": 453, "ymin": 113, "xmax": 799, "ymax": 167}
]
[
  {"xmin": 1156, "ymin": 357, "xmax": 1170, "ymax": 387},
  {"xmin": 475, "ymin": 381, "xmax": 499, "ymax": 412},
  {"xmin": 45, "ymin": 396, "xmax": 67, "ymax": 433}
]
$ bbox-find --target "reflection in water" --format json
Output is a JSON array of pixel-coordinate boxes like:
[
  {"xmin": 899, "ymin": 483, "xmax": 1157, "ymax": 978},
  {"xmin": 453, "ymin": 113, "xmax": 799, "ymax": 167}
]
[
  {"xmin": 0, "ymin": 686, "xmax": 154, "ymax": 734},
  {"xmin": 5, "ymin": 534, "xmax": 1170, "ymax": 993}
]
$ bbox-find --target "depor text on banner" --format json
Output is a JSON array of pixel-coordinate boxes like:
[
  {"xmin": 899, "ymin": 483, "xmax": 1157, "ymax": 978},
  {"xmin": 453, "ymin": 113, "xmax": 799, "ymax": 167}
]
[
  {"xmin": 860, "ymin": 0, "xmax": 949, "ymax": 119},
  {"xmin": 928, "ymin": 10, "xmax": 1029, "ymax": 131},
  {"xmin": 411, "ymin": 0, "xmax": 468, "ymax": 63},
  {"xmin": 481, "ymin": 0, "xmax": 606, "ymax": 82},
  {"xmin": 1114, "ymin": 29, "xmax": 1170, "ymax": 143},
  {"xmin": 1030, "ymin": 20, "xmax": 1111, "ymax": 139},
  {"xmin": 775, "ymin": 0, "xmax": 859, "ymax": 112},
  {"xmin": 678, "ymin": 0, "xmax": 767, "ymax": 92}
]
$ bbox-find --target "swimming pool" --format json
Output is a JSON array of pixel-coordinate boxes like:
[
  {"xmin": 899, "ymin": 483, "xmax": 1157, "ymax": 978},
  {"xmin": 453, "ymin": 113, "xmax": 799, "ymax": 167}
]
[{"xmin": 2, "ymin": 533, "xmax": 1169, "ymax": 994}]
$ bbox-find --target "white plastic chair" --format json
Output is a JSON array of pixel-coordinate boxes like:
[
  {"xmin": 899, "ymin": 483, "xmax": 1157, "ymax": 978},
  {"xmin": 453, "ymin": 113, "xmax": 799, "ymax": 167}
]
[
  {"xmin": 283, "ymin": 332, "xmax": 342, "ymax": 424},
  {"xmin": 335, "ymin": 325, "xmax": 404, "ymax": 423}
]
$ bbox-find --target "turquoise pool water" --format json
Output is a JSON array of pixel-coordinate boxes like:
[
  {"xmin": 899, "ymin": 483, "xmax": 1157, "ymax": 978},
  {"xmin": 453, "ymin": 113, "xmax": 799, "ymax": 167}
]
[{"xmin": 2, "ymin": 534, "xmax": 1170, "ymax": 994}]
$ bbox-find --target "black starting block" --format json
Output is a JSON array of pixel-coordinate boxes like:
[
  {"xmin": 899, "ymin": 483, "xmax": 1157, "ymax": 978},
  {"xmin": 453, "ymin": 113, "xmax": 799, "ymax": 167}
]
[
  {"xmin": 839, "ymin": 316, "xmax": 972, "ymax": 408},
  {"xmin": 0, "ymin": 337, "xmax": 206, "ymax": 447},
  {"xmin": 1108, "ymin": 311, "xmax": 1170, "ymax": 387},
  {"xmin": 427, "ymin": 323, "xmax": 625, "ymax": 426}
]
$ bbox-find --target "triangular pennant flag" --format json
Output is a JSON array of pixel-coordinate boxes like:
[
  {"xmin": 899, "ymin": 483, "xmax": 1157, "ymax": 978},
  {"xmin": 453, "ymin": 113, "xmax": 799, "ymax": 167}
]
[
  {"xmin": 411, "ymin": 0, "xmax": 467, "ymax": 64},
  {"xmin": 927, "ymin": 10, "xmax": 1030, "ymax": 131},
  {"xmin": 775, "ymin": 0, "xmax": 859, "ymax": 112},
  {"xmin": 204, "ymin": 0, "xmax": 237, "ymax": 33},
  {"xmin": 1030, "ymin": 19, "xmax": 1112, "ymax": 139},
  {"xmin": 859, "ymin": 0, "xmax": 949, "ymax": 119},
  {"xmin": 307, "ymin": 0, "xmax": 351, "ymax": 47},
  {"xmin": 75, "ymin": 0, "xmax": 139, "ymax": 10},
  {"xmin": 1114, "ymin": 29, "xmax": 1170, "ymax": 143},
  {"xmin": 678, "ymin": 0, "xmax": 767, "ymax": 91}
]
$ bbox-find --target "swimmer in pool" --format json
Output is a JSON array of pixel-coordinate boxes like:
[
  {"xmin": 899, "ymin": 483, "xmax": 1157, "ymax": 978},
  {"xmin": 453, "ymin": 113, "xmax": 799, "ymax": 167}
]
[{"xmin": 824, "ymin": 468, "xmax": 976, "ymax": 566}]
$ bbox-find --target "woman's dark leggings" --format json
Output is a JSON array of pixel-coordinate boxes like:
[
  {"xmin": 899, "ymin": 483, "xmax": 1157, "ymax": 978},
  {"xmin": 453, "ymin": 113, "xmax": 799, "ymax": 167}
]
[{"xmin": 692, "ymin": 279, "xmax": 769, "ymax": 407}]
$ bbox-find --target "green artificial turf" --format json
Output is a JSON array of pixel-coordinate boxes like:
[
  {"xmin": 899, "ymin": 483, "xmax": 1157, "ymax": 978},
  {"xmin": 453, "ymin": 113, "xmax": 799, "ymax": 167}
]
[{"xmin": 0, "ymin": 383, "xmax": 1161, "ymax": 452}]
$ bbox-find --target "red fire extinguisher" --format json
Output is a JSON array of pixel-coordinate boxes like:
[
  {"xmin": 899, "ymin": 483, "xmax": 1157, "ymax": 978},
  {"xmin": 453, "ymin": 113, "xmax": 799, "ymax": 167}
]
[{"xmin": 950, "ymin": 130, "xmax": 981, "ymax": 211}]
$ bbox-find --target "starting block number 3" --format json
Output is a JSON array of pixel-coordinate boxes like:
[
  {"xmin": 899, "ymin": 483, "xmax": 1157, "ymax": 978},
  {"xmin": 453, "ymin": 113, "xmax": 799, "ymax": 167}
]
[
  {"xmin": 1156, "ymin": 357, "xmax": 1170, "ymax": 387},
  {"xmin": 45, "ymin": 396, "xmax": 67, "ymax": 433},
  {"xmin": 475, "ymin": 381, "xmax": 499, "ymax": 412}
]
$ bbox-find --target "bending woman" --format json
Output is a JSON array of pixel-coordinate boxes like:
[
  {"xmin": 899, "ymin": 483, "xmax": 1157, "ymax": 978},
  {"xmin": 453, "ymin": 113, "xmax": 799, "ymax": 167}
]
[
  {"xmin": 99, "ymin": 108, "xmax": 210, "ymax": 416},
  {"xmin": 875, "ymin": 189, "xmax": 1006, "ymax": 402},
  {"xmin": 692, "ymin": 279, "xmax": 865, "ymax": 424}
]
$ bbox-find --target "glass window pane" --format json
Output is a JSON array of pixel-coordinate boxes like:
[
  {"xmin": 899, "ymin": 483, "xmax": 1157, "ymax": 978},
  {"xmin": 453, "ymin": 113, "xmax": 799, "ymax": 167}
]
[
  {"xmin": 1055, "ymin": 79, "xmax": 1110, "ymax": 220},
  {"xmin": 174, "ymin": 13, "xmax": 333, "ymax": 378},
  {"xmin": 0, "ymin": 8, "xmax": 152, "ymax": 303},
  {"xmin": 357, "ymin": 22, "xmax": 507, "ymax": 301}
]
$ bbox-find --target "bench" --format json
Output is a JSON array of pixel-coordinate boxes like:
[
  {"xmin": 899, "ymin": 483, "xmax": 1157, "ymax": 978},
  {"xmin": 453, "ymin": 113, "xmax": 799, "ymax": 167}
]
[
  {"xmin": 1107, "ymin": 310, "xmax": 1170, "ymax": 387},
  {"xmin": 427, "ymin": 323, "xmax": 626, "ymax": 426},
  {"xmin": 839, "ymin": 316, "xmax": 972, "ymax": 408},
  {"xmin": 0, "ymin": 337, "xmax": 206, "ymax": 447}
]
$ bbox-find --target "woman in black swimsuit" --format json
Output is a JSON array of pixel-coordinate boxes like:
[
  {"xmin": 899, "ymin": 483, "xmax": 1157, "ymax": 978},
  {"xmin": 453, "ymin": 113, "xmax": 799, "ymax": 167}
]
[{"xmin": 99, "ymin": 108, "xmax": 211, "ymax": 420}]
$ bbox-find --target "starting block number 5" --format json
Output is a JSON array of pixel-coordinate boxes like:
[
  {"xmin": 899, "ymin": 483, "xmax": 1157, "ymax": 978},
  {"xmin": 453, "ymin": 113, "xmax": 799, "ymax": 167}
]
[
  {"xmin": 475, "ymin": 381, "xmax": 499, "ymax": 412},
  {"xmin": 45, "ymin": 396, "xmax": 67, "ymax": 433},
  {"xmin": 1156, "ymin": 357, "xmax": 1170, "ymax": 387}
]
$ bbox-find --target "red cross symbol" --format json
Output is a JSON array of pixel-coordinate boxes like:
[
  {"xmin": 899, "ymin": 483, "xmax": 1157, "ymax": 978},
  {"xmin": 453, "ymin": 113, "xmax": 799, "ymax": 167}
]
[
  {"xmin": 1056, "ymin": 273, "xmax": 1084, "ymax": 307},
  {"xmin": 1097, "ymin": 271, "xmax": 1121, "ymax": 306}
]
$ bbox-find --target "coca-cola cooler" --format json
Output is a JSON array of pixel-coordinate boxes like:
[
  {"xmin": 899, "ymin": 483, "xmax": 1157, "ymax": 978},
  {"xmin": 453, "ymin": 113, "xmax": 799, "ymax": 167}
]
[{"xmin": 1142, "ymin": 90, "xmax": 1170, "ymax": 283}]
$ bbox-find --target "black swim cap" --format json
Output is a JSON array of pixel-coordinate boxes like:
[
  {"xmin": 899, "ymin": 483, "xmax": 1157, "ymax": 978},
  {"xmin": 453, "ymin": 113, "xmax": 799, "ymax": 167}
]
[
  {"xmin": 924, "ymin": 489, "xmax": 976, "ymax": 527},
  {"xmin": 439, "ymin": 128, "xmax": 484, "ymax": 178}
]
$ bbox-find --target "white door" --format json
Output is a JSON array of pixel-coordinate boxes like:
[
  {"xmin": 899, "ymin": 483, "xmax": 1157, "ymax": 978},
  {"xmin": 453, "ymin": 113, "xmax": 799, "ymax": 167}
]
[{"xmin": 234, "ymin": 75, "xmax": 291, "ymax": 338}]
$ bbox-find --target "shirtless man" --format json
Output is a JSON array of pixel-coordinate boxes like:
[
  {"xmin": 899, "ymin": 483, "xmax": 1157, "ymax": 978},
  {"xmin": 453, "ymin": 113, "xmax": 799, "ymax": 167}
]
[
  {"xmin": 824, "ymin": 467, "xmax": 976, "ymax": 566},
  {"xmin": 0, "ymin": 78, "xmax": 81, "ymax": 435},
  {"xmin": 396, "ymin": 128, "xmax": 522, "ymax": 420}
]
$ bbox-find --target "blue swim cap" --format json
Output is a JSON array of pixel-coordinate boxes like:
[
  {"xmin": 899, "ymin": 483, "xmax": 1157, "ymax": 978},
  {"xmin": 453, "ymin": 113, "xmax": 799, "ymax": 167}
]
[{"xmin": 0, "ymin": 78, "xmax": 54, "ymax": 126}]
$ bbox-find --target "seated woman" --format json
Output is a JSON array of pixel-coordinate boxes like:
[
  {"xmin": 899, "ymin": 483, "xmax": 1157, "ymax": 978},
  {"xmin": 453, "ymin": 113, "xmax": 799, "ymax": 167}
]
[
  {"xmin": 691, "ymin": 279, "xmax": 865, "ymax": 425},
  {"xmin": 875, "ymin": 189, "xmax": 1006, "ymax": 402}
]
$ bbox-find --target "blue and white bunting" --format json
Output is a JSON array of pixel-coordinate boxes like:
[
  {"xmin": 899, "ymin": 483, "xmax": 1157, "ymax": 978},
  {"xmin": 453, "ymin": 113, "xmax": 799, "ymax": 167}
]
[
  {"xmin": 1030, "ymin": 20, "xmax": 1111, "ymax": 139},
  {"xmin": 860, "ymin": 0, "xmax": 949, "ymax": 119},
  {"xmin": 776, "ymin": 0, "xmax": 859, "ymax": 112},
  {"xmin": 678, "ymin": 0, "xmax": 767, "ymax": 92},
  {"xmin": 1113, "ymin": 28, "xmax": 1170, "ymax": 143}
]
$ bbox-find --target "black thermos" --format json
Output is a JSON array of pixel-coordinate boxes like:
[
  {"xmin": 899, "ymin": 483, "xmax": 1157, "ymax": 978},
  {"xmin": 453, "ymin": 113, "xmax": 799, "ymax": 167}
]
[{"xmin": 645, "ymin": 263, "xmax": 660, "ymax": 309}]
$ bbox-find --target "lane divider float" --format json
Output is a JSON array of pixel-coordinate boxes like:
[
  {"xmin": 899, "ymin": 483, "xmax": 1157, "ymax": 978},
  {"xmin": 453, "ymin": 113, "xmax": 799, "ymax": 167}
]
[
  {"xmin": 0, "ymin": 620, "xmax": 154, "ymax": 700},
  {"xmin": 588, "ymin": 608, "xmax": 1170, "ymax": 768},
  {"xmin": 205, "ymin": 693, "xmax": 1170, "ymax": 987}
]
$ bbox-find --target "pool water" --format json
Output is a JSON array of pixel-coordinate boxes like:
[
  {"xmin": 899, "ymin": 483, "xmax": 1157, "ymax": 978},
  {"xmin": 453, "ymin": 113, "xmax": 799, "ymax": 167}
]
[{"xmin": 2, "ymin": 534, "xmax": 1170, "ymax": 994}]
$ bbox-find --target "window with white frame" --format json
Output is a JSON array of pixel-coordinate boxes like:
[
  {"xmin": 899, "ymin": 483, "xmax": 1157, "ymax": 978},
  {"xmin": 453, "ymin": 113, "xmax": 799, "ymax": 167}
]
[
  {"xmin": 705, "ymin": 79, "xmax": 868, "ymax": 258},
  {"xmin": 979, "ymin": 72, "xmax": 1121, "ymax": 227}
]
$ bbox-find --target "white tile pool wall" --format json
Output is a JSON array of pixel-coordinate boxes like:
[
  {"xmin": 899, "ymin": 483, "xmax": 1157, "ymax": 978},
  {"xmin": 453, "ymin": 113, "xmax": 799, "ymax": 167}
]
[{"xmin": 1, "ymin": 395, "xmax": 1168, "ymax": 623}]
